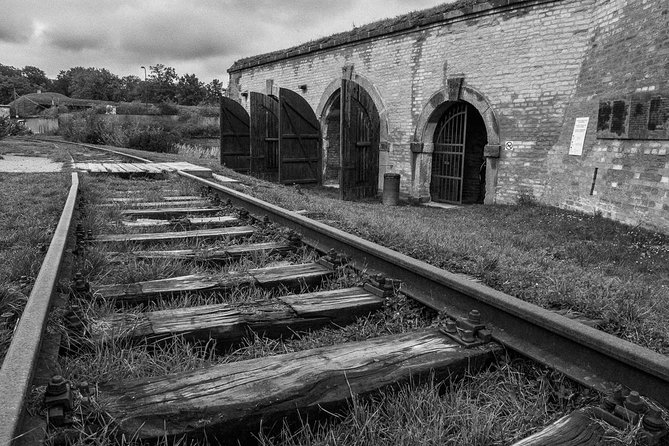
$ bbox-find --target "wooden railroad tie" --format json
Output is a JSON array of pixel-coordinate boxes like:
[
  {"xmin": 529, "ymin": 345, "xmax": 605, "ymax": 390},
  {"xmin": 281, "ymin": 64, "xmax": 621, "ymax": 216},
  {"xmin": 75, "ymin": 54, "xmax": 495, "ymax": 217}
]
[
  {"xmin": 110, "ymin": 241, "xmax": 294, "ymax": 262},
  {"xmin": 94, "ymin": 263, "xmax": 332, "ymax": 304},
  {"xmin": 92, "ymin": 226, "xmax": 254, "ymax": 244},
  {"xmin": 121, "ymin": 215, "xmax": 239, "ymax": 229},
  {"xmin": 73, "ymin": 162, "xmax": 212, "ymax": 178},
  {"xmin": 104, "ymin": 196, "xmax": 203, "ymax": 203},
  {"xmin": 98, "ymin": 330, "xmax": 501, "ymax": 440},
  {"xmin": 92, "ymin": 287, "xmax": 382, "ymax": 344},
  {"xmin": 98, "ymin": 199, "xmax": 211, "ymax": 208},
  {"xmin": 121, "ymin": 207, "xmax": 224, "ymax": 219}
]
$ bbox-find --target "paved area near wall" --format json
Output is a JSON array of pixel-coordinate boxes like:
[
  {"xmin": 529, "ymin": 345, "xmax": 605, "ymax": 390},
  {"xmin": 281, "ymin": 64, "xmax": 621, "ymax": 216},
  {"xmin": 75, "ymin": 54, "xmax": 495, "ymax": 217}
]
[{"xmin": 0, "ymin": 155, "xmax": 64, "ymax": 172}]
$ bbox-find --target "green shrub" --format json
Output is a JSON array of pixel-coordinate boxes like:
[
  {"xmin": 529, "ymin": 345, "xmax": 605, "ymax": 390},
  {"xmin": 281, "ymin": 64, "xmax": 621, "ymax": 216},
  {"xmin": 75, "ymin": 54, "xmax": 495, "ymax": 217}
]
[
  {"xmin": 0, "ymin": 116, "xmax": 33, "ymax": 138},
  {"xmin": 127, "ymin": 127, "xmax": 179, "ymax": 153},
  {"xmin": 178, "ymin": 122, "xmax": 219, "ymax": 138},
  {"xmin": 115, "ymin": 102, "xmax": 161, "ymax": 115},
  {"xmin": 157, "ymin": 102, "xmax": 179, "ymax": 115}
]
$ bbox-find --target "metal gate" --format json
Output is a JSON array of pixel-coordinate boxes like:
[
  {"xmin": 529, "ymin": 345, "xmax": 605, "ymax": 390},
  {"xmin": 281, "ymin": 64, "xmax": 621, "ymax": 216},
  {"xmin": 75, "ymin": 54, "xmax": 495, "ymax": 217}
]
[
  {"xmin": 278, "ymin": 88, "xmax": 321, "ymax": 184},
  {"xmin": 430, "ymin": 103, "xmax": 468, "ymax": 204},
  {"xmin": 340, "ymin": 79, "xmax": 380, "ymax": 200},
  {"xmin": 250, "ymin": 92, "xmax": 279, "ymax": 181},
  {"xmin": 219, "ymin": 97, "xmax": 250, "ymax": 173}
]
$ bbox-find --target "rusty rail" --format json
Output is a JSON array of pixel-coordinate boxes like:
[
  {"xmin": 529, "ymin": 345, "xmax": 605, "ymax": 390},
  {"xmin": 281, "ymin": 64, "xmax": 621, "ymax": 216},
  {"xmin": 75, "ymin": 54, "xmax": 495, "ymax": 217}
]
[
  {"xmin": 179, "ymin": 171, "xmax": 669, "ymax": 407},
  {"xmin": 0, "ymin": 173, "xmax": 79, "ymax": 445}
]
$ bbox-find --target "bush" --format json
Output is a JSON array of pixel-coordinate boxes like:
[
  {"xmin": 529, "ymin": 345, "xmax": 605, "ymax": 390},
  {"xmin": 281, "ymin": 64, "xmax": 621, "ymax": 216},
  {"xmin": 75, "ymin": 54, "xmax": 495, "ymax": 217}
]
[
  {"xmin": 0, "ymin": 117, "xmax": 32, "ymax": 138},
  {"xmin": 157, "ymin": 102, "xmax": 179, "ymax": 115},
  {"xmin": 115, "ymin": 102, "xmax": 161, "ymax": 116},
  {"xmin": 127, "ymin": 128, "xmax": 179, "ymax": 153},
  {"xmin": 58, "ymin": 110, "xmax": 142, "ymax": 147},
  {"xmin": 177, "ymin": 122, "xmax": 219, "ymax": 138}
]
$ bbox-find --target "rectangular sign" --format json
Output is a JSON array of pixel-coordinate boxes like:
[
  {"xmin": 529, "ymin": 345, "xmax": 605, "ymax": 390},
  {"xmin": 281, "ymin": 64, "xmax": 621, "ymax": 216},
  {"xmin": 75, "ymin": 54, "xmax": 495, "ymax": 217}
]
[{"xmin": 569, "ymin": 117, "xmax": 590, "ymax": 155}]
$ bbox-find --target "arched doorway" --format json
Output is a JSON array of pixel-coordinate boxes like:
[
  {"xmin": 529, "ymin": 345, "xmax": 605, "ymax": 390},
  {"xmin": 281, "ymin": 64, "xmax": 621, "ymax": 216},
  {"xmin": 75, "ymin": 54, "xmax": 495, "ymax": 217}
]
[
  {"xmin": 320, "ymin": 80, "xmax": 380, "ymax": 200},
  {"xmin": 430, "ymin": 102, "xmax": 487, "ymax": 204}
]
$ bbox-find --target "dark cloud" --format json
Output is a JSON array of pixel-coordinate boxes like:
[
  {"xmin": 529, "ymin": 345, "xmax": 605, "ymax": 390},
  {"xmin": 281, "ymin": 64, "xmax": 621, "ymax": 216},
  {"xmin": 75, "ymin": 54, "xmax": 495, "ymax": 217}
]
[
  {"xmin": 0, "ymin": 11, "xmax": 33, "ymax": 43},
  {"xmin": 119, "ymin": 10, "xmax": 243, "ymax": 60},
  {"xmin": 0, "ymin": 0, "xmax": 451, "ymax": 82},
  {"xmin": 43, "ymin": 29, "xmax": 108, "ymax": 52}
]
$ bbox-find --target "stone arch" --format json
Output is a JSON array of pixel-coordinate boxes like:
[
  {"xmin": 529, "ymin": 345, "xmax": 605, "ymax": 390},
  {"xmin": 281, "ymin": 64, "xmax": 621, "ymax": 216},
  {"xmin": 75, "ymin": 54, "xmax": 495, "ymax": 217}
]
[
  {"xmin": 316, "ymin": 74, "xmax": 389, "ymax": 144},
  {"xmin": 412, "ymin": 86, "xmax": 501, "ymax": 204},
  {"xmin": 316, "ymin": 73, "xmax": 390, "ymax": 189},
  {"xmin": 414, "ymin": 86, "xmax": 500, "ymax": 151}
]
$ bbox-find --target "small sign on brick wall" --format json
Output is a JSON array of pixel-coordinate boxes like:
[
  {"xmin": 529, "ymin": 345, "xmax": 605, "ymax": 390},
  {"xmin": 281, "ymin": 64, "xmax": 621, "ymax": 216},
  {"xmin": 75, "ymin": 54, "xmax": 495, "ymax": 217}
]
[{"xmin": 569, "ymin": 117, "xmax": 589, "ymax": 156}]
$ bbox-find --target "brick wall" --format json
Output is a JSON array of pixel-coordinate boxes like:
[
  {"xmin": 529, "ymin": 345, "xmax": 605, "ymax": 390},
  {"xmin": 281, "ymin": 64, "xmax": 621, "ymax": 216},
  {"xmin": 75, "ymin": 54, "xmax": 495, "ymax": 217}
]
[
  {"xmin": 543, "ymin": 0, "xmax": 669, "ymax": 232},
  {"xmin": 228, "ymin": 0, "xmax": 669, "ymax": 232}
]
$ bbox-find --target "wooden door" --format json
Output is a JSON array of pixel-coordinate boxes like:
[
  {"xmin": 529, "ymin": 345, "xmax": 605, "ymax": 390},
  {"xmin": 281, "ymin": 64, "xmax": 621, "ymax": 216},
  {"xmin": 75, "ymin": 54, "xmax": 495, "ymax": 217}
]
[
  {"xmin": 219, "ymin": 97, "xmax": 250, "ymax": 173},
  {"xmin": 278, "ymin": 88, "xmax": 321, "ymax": 184},
  {"xmin": 430, "ymin": 103, "xmax": 467, "ymax": 204},
  {"xmin": 250, "ymin": 92, "xmax": 279, "ymax": 181},
  {"xmin": 340, "ymin": 79, "xmax": 380, "ymax": 200}
]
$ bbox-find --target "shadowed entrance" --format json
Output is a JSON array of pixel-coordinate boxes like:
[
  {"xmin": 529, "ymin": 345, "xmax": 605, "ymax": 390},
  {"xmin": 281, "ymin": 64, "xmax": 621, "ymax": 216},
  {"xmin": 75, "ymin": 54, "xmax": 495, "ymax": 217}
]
[{"xmin": 430, "ymin": 102, "xmax": 487, "ymax": 204}]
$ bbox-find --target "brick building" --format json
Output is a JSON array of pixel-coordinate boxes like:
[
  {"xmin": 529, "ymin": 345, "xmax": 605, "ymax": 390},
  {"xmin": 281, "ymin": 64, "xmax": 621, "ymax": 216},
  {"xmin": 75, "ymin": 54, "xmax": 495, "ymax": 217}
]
[{"xmin": 226, "ymin": 0, "xmax": 669, "ymax": 232}]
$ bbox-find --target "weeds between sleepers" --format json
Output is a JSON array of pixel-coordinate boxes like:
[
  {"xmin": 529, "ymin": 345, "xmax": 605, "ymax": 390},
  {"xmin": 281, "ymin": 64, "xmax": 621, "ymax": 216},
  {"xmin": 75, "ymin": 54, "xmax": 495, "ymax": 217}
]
[
  {"xmin": 33, "ymin": 172, "xmax": 582, "ymax": 446},
  {"xmin": 81, "ymin": 143, "xmax": 669, "ymax": 355},
  {"xmin": 15, "ymin": 141, "xmax": 662, "ymax": 444}
]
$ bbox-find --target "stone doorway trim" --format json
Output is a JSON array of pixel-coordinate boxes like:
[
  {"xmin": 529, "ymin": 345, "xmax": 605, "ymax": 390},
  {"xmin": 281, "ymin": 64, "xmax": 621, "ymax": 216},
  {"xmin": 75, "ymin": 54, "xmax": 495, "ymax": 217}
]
[{"xmin": 412, "ymin": 85, "xmax": 501, "ymax": 204}]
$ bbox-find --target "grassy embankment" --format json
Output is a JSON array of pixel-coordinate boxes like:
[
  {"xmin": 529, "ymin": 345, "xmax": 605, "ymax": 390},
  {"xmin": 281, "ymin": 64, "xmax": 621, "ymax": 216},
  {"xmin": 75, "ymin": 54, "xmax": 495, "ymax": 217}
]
[{"xmin": 0, "ymin": 140, "xmax": 71, "ymax": 366}]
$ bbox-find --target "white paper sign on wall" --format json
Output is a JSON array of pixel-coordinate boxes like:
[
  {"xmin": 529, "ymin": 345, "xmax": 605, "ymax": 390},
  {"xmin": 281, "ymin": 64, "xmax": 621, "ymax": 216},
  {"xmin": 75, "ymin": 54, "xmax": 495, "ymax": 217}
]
[{"xmin": 569, "ymin": 117, "xmax": 590, "ymax": 156}]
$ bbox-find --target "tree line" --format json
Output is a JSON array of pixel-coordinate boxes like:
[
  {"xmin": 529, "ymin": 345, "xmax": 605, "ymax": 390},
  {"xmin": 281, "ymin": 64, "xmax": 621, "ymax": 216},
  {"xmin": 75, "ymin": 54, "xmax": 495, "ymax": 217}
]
[{"xmin": 0, "ymin": 63, "xmax": 224, "ymax": 106}]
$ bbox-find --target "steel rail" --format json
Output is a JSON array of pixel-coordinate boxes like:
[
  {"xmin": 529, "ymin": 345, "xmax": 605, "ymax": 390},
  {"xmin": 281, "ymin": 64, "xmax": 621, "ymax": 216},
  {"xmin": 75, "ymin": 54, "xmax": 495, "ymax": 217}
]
[
  {"xmin": 26, "ymin": 137, "xmax": 153, "ymax": 163},
  {"xmin": 179, "ymin": 171, "xmax": 669, "ymax": 407},
  {"xmin": 0, "ymin": 173, "xmax": 79, "ymax": 445}
]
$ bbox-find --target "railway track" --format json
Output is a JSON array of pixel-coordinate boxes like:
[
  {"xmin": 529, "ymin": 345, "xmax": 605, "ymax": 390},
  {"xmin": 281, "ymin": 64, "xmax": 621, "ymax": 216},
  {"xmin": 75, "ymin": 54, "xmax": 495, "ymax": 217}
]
[{"xmin": 0, "ymin": 138, "xmax": 667, "ymax": 445}]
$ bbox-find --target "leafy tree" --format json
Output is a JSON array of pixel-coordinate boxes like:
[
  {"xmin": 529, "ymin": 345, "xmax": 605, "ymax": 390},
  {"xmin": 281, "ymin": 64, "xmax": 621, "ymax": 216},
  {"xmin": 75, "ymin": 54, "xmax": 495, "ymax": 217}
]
[
  {"xmin": 0, "ymin": 74, "xmax": 33, "ymax": 104},
  {"xmin": 147, "ymin": 64, "xmax": 178, "ymax": 103},
  {"xmin": 0, "ymin": 63, "xmax": 22, "ymax": 78},
  {"xmin": 54, "ymin": 67, "xmax": 124, "ymax": 101},
  {"xmin": 21, "ymin": 66, "xmax": 50, "ymax": 90},
  {"xmin": 204, "ymin": 79, "xmax": 225, "ymax": 104},
  {"xmin": 119, "ymin": 75, "xmax": 143, "ymax": 102},
  {"xmin": 176, "ymin": 73, "xmax": 205, "ymax": 105},
  {"xmin": 0, "ymin": 63, "xmax": 48, "ymax": 104}
]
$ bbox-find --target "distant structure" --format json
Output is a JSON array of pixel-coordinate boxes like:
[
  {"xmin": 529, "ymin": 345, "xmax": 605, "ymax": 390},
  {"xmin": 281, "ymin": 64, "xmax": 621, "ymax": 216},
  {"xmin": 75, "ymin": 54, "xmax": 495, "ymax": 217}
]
[
  {"xmin": 226, "ymin": 0, "xmax": 669, "ymax": 232},
  {"xmin": 9, "ymin": 92, "xmax": 102, "ymax": 118}
]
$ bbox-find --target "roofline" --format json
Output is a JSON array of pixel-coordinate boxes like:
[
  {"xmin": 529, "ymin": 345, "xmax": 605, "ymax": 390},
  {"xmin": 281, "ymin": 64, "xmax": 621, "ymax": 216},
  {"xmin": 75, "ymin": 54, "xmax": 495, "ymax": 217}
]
[{"xmin": 228, "ymin": 0, "xmax": 564, "ymax": 73}]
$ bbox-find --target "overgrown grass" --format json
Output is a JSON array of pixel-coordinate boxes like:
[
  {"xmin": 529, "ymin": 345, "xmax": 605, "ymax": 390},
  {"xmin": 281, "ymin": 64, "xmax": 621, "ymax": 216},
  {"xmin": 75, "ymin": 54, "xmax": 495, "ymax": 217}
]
[
  {"xmin": 58, "ymin": 142, "xmax": 669, "ymax": 354},
  {"xmin": 256, "ymin": 357, "xmax": 594, "ymax": 446},
  {"xmin": 0, "ymin": 169, "xmax": 70, "ymax": 366},
  {"xmin": 31, "ymin": 141, "xmax": 669, "ymax": 445}
]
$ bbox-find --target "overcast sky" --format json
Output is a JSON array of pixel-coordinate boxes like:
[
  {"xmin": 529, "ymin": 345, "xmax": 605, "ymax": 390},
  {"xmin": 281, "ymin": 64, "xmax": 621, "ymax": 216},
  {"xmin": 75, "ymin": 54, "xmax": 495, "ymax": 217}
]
[{"xmin": 0, "ymin": 0, "xmax": 451, "ymax": 84}]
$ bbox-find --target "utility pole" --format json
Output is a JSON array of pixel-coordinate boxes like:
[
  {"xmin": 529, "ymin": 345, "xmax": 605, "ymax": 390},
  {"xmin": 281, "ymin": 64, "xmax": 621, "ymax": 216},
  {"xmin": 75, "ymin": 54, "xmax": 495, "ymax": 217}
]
[{"xmin": 141, "ymin": 66, "xmax": 147, "ymax": 111}]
